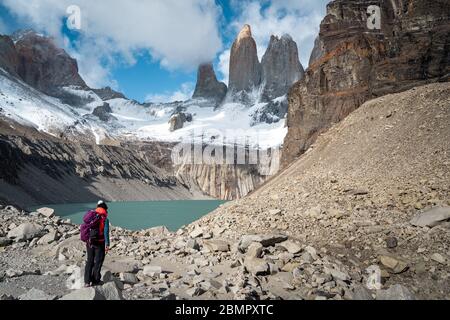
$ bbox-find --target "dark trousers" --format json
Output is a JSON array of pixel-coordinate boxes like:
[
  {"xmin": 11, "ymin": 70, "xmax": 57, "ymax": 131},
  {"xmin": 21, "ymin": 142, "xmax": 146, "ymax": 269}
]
[{"xmin": 84, "ymin": 243, "xmax": 105, "ymax": 285}]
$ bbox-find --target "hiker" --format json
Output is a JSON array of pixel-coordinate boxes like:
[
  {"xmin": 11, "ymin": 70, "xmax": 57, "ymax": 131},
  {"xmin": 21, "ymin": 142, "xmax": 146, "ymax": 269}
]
[{"xmin": 80, "ymin": 200, "xmax": 110, "ymax": 287}]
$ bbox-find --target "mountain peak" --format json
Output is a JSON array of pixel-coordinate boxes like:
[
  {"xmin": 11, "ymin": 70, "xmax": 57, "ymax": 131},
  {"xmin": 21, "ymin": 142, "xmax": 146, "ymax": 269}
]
[{"xmin": 237, "ymin": 24, "xmax": 252, "ymax": 42}]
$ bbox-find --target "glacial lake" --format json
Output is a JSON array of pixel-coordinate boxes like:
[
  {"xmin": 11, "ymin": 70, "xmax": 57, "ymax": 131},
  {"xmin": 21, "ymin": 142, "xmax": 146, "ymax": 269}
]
[{"xmin": 28, "ymin": 200, "xmax": 226, "ymax": 231}]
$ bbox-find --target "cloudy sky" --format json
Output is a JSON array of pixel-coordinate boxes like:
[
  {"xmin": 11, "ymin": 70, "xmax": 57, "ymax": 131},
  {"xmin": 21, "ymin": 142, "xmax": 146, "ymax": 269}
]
[{"xmin": 0, "ymin": 0, "xmax": 329, "ymax": 102}]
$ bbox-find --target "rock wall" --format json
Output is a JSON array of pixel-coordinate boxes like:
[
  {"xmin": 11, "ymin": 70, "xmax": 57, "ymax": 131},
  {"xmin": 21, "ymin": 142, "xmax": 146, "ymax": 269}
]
[
  {"xmin": 282, "ymin": 0, "xmax": 450, "ymax": 167},
  {"xmin": 192, "ymin": 63, "xmax": 227, "ymax": 104},
  {"xmin": 261, "ymin": 34, "xmax": 304, "ymax": 99},
  {"xmin": 228, "ymin": 25, "xmax": 262, "ymax": 93}
]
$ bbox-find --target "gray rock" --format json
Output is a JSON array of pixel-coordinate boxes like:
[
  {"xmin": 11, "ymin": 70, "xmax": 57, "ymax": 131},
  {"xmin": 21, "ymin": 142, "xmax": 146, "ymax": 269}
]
[
  {"xmin": 37, "ymin": 207, "xmax": 55, "ymax": 218},
  {"xmin": 376, "ymin": 285, "xmax": 415, "ymax": 300},
  {"xmin": 324, "ymin": 267, "xmax": 350, "ymax": 282},
  {"xmin": 0, "ymin": 237, "xmax": 12, "ymax": 247},
  {"xmin": 430, "ymin": 253, "xmax": 447, "ymax": 264},
  {"xmin": 186, "ymin": 286, "xmax": 205, "ymax": 297},
  {"xmin": 92, "ymin": 102, "xmax": 116, "ymax": 122},
  {"xmin": 410, "ymin": 207, "xmax": 450, "ymax": 227},
  {"xmin": 247, "ymin": 242, "xmax": 263, "ymax": 258},
  {"xmin": 120, "ymin": 272, "xmax": 138, "ymax": 285},
  {"xmin": 229, "ymin": 25, "xmax": 261, "ymax": 93},
  {"xmin": 38, "ymin": 231, "xmax": 57, "ymax": 245},
  {"xmin": 7, "ymin": 223, "xmax": 43, "ymax": 241},
  {"xmin": 60, "ymin": 287, "xmax": 106, "ymax": 300},
  {"xmin": 261, "ymin": 34, "xmax": 304, "ymax": 99},
  {"xmin": 18, "ymin": 288, "xmax": 56, "ymax": 300},
  {"xmin": 143, "ymin": 265, "xmax": 163, "ymax": 277},
  {"xmin": 278, "ymin": 240, "xmax": 302, "ymax": 254},
  {"xmin": 97, "ymin": 282, "xmax": 123, "ymax": 300},
  {"xmin": 386, "ymin": 237, "xmax": 398, "ymax": 249},
  {"xmin": 244, "ymin": 258, "xmax": 270, "ymax": 276},
  {"xmin": 189, "ymin": 227, "xmax": 204, "ymax": 239},
  {"xmin": 352, "ymin": 286, "xmax": 374, "ymax": 300},
  {"xmin": 379, "ymin": 255, "xmax": 409, "ymax": 274},
  {"xmin": 204, "ymin": 240, "xmax": 230, "ymax": 252},
  {"xmin": 0, "ymin": 294, "xmax": 15, "ymax": 300},
  {"xmin": 186, "ymin": 239, "xmax": 200, "ymax": 251},
  {"xmin": 192, "ymin": 63, "xmax": 227, "ymax": 104},
  {"xmin": 168, "ymin": 112, "xmax": 192, "ymax": 132}
]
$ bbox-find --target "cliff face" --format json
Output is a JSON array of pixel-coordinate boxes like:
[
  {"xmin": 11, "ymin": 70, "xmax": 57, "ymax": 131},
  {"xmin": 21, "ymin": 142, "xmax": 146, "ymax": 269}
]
[
  {"xmin": 192, "ymin": 63, "xmax": 227, "ymax": 104},
  {"xmin": 13, "ymin": 30, "xmax": 87, "ymax": 96},
  {"xmin": 0, "ymin": 35, "xmax": 19, "ymax": 76},
  {"xmin": 282, "ymin": 0, "xmax": 450, "ymax": 166},
  {"xmin": 228, "ymin": 25, "xmax": 262, "ymax": 93},
  {"xmin": 261, "ymin": 34, "xmax": 304, "ymax": 99},
  {"xmin": 0, "ymin": 119, "xmax": 205, "ymax": 207}
]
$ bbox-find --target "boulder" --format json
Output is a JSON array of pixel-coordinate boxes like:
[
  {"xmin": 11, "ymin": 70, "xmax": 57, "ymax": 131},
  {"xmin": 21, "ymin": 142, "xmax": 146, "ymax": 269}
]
[
  {"xmin": 379, "ymin": 255, "xmax": 409, "ymax": 274},
  {"xmin": 103, "ymin": 257, "xmax": 140, "ymax": 274},
  {"xmin": 278, "ymin": 240, "xmax": 302, "ymax": 254},
  {"xmin": 0, "ymin": 237, "xmax": 12, "ymax": 247},
  {"xmin": 430, "ymin": 253, "xmax": 447, "ymax": 265},
  {"xmin": 168, "ymin": 112, "xmax": 192, "ymax": 132},
  {"xmin": 204, "ymin": 240, "xmax": 230, "ymax": 252},
  {"xmin": 120, "ymin": 272, "xmax": 138, "ymax": 285},
  {"xmin": 97, "ymin": 282, "xmax": 123, "ymax": 300},
  {"xmin": 189, "ymin": 228, "xmax": 204, "ymax": 239},
  {"xmin": 376, "ymin": 285, "xmax": 415, "ymax": 300},
  {"xmin": 18, "ymin": 288, "xmax": 56, "ymax": 300},
  {"xmin": 352, "ymin": 286, "xmax": 374, "ymax": 300},
  {"xmin": 244, "ymin": 258, "xmax": 270, "ymax": 276},
  {"xmin": 66, "ymin": 266, "xmax": 84, "ymax": 290},
  {"xmin": 247, "ymin": 242, "xmax": 263, "ymax": 258},
  {"xmin": 38, "ymin": 231, "xmax": 57, "ymax": 245},
  {"xmin": 37, "ymin": 207, "xmax": 55, "ymax": 218},
  {"xmin": 7, "ymin": 223, "xmax": 43, "ymax": 241},
  {"xmin": 60, "ymin": 287, "xmax": 105, "ymax": 300},
  {"xmin": 410, "ymin": 207, "xmax": 450, "ymax": 227},
  {"xmin": 143, "ymin": 265, "xmax": 163, "ymax": 278}
]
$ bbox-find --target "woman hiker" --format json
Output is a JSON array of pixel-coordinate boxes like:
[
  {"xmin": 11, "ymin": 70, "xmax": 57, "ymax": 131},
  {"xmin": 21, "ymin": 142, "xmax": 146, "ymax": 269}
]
[{"xmin": 83, "ymin": 200, "xmax": 110, "ymax": 287}]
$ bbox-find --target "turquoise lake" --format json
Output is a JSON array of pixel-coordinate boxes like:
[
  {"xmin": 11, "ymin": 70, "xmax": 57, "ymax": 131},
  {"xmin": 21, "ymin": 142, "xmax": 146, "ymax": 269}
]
[{"xmin": 28, "ymin": 200, "xmax": 226, "ymax": 231}]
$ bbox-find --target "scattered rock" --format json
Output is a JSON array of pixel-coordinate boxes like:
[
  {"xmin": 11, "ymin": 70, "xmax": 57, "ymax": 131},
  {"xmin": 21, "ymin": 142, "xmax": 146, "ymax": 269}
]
[
  {"xmin": 376, "ymin": 285, "xmax": 415, "ymax": 300},
  {"xmin": 278, "ymin": 240, "xmax": 302, "ymax": 254},
  {"xmin": 204, "ymin": 240, "xmax": 230, "ymax": 252},
  {"xmin": 18, "ymin": 288, "xmax": 56, "ymax": 300},
  {"xmin": 385, "ymin": 237, "xmax": 398, "ymax": 249},
  {"xmin": 120, "ymin": 272, "xmax": 138, "ymax": 285},
  {"xmin": 410, "ymin": 207, "xmax": 450, "ymax": 227},
  {"xmin": 143, "ymin": 265, "xmax": 163, "ymax": 277},
  {"xmin": 0, "ymin": 237, "xmax": 12, "ymax": 247},
  {"xmin": 60, "ymin": 287, "xmax": 105, "ymax": 300},
  {"xmin": 247, "ymin": 242, "xmax": 263, "ymax": 258},
  {"xmin": 379, "ymin": 255, "xmax": 409, "ymax": 274},
  {"xmin": 37, "ymin": 207, "xmax": 55, "ymax": 218},
  {"xmin": 189, "ymin": 228, "xmax": 204, "ymax": 239},
  {"xmin": 7, "ymin": 223, "xmax": 43, "ymax": 241},
  {"xmin": 430, "ymin": 253, "xmax": 447, "ymax": 264},
  {"xmin": 244, "ymin": 258, "xmax": 270, "ymax": 276},
  {"xmin": 97, "ymin": 281, "xmax": 123, "ymax": 300}
]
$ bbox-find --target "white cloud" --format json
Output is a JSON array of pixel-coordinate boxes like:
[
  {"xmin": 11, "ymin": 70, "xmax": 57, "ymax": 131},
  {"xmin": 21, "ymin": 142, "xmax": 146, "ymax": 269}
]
[
  {"xmin": 217, "ymin": 49, "xmax": 230, "ymax": 84},
  {"xmin": 2, "ymin": 0, "xmax": 223, "ymax": 88},
  {"xmin": 145, "ymin": 82, "xmax": 194, "ymax": 104}
]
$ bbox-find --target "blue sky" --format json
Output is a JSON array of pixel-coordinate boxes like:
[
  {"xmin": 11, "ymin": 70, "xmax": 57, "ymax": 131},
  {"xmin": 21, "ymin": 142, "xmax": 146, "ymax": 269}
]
[{"xmin": 0, "ymin": 0, "xmax": 329, "ymax": 103}]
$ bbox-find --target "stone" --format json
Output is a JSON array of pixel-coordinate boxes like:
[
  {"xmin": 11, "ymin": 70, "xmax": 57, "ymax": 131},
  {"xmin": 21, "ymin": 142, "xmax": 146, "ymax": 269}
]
[
  {"xmin": 278, "ymin": 240, "xmax": 302, "ymax": 254},
  {"xmin": 60, "ymin": 287, "xmax": 105, "ymax": 300},
  {"xmin": 385, "ymin": 237, "xmax": 398, "ymax": 249},
  {"xmin": 143, "ymin": 265, "xmax": 163, "ymax": 277},
  {"xmin": 261, "ymin": 34, "xmax": 304, "ymax": 99},
  {"xmin": 229, "ymin": 25, "xmax": 262, "ymax": 93},
  {"xmin": 204, "ymin": 240, "xmax": 230, "ymax": 252},
  {"xmin": 282, "ymin": 262, "xmax": 300, "ymax": 273},
  {"xmin": 97, "ymin": 282, "xmax": 123, "ymax": 300},
  {"xmin": 352, "ymin": 286, "xmax": 374, "ymax": 300},
  {"xmin": 186, "ymin": 239, "xmax": 200, "ymax": 251},
  {"xmin": 189, "ymin": 228, "xmax": 204, "ymax": 239},
  {"xmin": 66, "ymin": 266, "xmax": 84, "ymax": 290},
  {"xmin": 186, "ymin": 287, "xmax": 205, "ymax": 297},
  {"xmin": 244, "ymin": 258, "xmax": 270, "ymax": 276},
  {"xmin": 410, "ymin": 207, "xmax": 450, "ymax": 227},
  {"xmin": 18, "ymin": 288, "xmax": 56, "ymax": 300},
  {"xmin": 379, "ymin": 255, "xmax": 409, "ymax": 274},
  {"xmin": 192, "ymin": 63, "xmax": 227, "ymax": 104},
  {"xmin": 120, "ymin": 272, "xmax": 138, "ymax": 285},
  {"xmin": 103, "ymin": 257, "xmax": 140, "ymax": 274},
  {"xmin": 430, "ymin": 253, "xmax": 447, "ymax": 264},
  {"xmin": 376, "ymin": 285, "xmax": 415, "ymax": 300},
  {"xmin": 324, "ymin": 267, "xmax": 350, "ymax": 282},
  {"xmin": 168, "ymin": 112, "xmax": 192, "ymax": 132},
  {"xmin": 247, "ymin": 242, "xmax": 263, "ymax": 258},
  {"xmin": 38, "ymin": 231, "xmax": 57, "ymax": 245},
  {"xmin": 7, "ymin": 223, "xmax": 43, "ymax": 241},
  {"xmin": 0, "ymin": 237, "xmax": 12, "ymax": 247},
  {"xmin": 37, "ymin": 207, "xmax": 55, "ymax": 218},
  {"xmin": 92, "ymin": 102, "xmax": 116, "ymax": 122}
]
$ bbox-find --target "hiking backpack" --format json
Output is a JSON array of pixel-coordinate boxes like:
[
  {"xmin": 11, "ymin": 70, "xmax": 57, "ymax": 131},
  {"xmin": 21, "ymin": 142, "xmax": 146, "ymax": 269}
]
[{"xmin": 80, "ymin": 210, "xmax": 102, "ymax": 243}]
